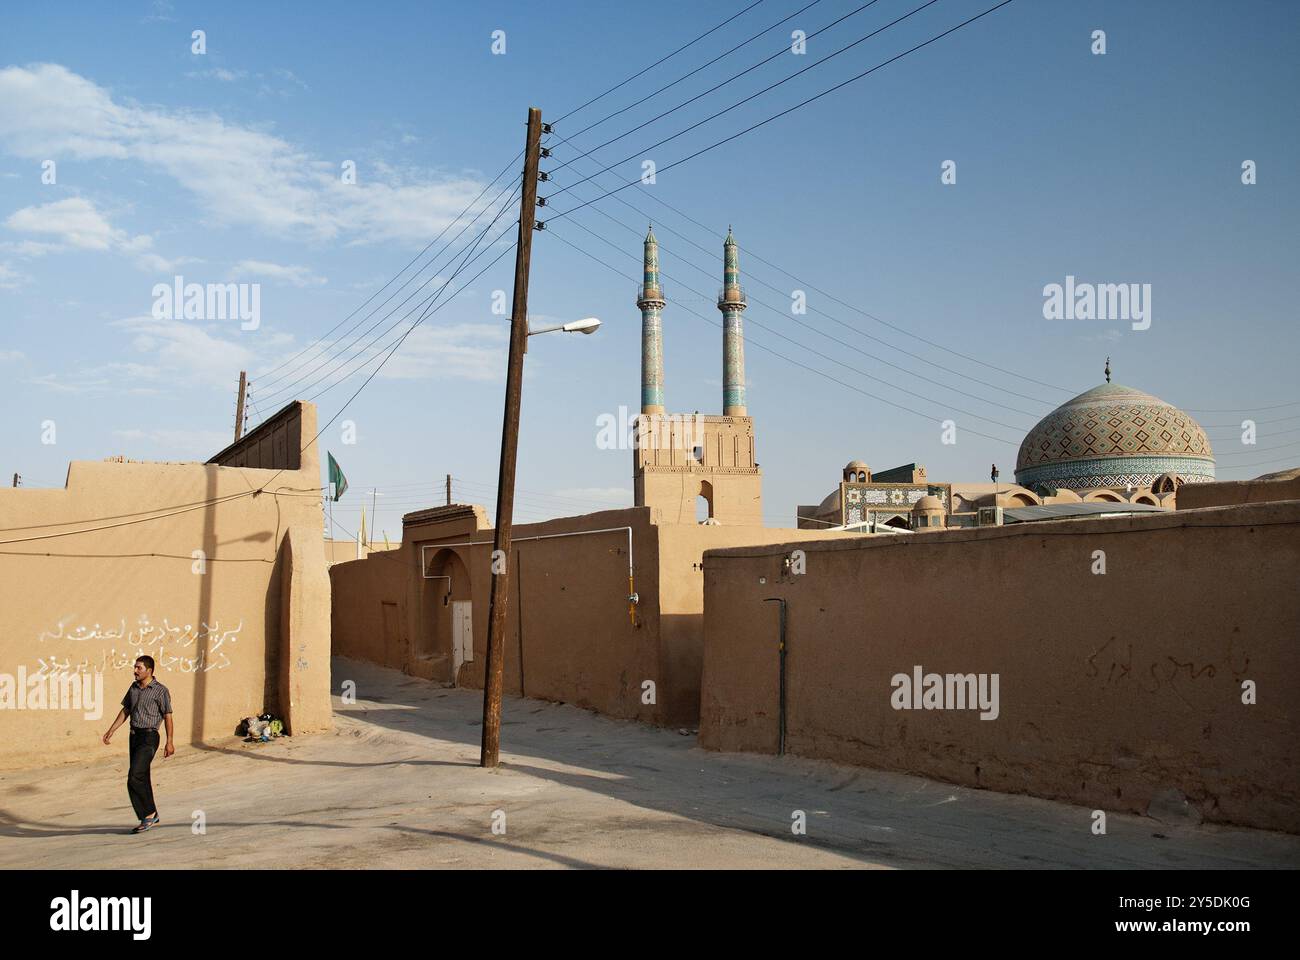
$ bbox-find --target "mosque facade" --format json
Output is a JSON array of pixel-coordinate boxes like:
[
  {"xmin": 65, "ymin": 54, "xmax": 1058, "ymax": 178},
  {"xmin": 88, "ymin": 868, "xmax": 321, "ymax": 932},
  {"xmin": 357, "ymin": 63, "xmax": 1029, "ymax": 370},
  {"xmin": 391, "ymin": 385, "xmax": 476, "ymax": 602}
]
[
  {"xmin": 800, "ymin": 362, "xmax": 1216, "ymax": 531},
  {"xmin": 633, "ymin": 226, "xmax": 763, "ymax": 525}
]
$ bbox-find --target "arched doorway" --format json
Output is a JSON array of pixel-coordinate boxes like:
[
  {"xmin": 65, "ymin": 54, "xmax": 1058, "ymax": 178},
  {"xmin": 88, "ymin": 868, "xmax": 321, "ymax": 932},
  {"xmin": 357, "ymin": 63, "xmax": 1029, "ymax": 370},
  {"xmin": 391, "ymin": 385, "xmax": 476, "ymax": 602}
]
[{"xmin": 421, "ymin": 547, "xmax": 472, "ymax": 684}]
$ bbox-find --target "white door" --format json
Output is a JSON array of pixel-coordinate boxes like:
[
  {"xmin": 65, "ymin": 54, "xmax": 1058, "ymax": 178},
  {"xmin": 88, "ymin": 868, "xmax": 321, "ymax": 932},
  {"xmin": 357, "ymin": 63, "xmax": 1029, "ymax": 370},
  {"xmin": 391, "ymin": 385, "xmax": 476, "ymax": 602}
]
[{"xmin": 452, "ymin": 600, "xmax": 473, "ymax": 681}]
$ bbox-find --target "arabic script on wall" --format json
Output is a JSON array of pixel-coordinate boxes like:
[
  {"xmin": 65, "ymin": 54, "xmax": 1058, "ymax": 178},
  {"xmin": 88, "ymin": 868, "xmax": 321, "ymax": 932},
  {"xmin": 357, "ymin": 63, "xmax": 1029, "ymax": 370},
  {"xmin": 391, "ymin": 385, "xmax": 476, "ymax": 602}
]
[{"xmin": 34, "ymin": 616, "xmax": 243, "ymax": 675}]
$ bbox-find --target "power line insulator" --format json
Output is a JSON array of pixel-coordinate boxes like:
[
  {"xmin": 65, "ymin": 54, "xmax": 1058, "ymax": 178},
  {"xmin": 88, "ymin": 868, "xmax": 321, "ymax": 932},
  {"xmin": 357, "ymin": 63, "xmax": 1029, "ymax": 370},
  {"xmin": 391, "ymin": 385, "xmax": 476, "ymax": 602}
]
[
  {"xmin": 538, "ymin": 171, "xmax": 550, "ymax": 182},
  {"xmin": 536, "ymin": 197, "xmax": 547, "ymax": 206},
  {"xmin": 535, "ymin": 220, "xmax": 546, "ymax": 231},
  {"xmin": 539, "ymin": 147, "xmax": 552, "ymax": 158},
  {"xmin": 541, "ymin": 123, "xmax": 553, "ymax": 134}
]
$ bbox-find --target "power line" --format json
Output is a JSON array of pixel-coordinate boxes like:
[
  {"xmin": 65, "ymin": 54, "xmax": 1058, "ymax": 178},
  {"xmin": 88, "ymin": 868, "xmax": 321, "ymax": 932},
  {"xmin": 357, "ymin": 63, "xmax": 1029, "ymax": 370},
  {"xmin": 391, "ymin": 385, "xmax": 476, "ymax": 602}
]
[
  {"xmin": 547, "ymin": 223, "xmax": 1021, "ymax": 447},
  {"xmin": 545, "ymin": 0, "xmax": 950, "ymax": 207},
  {"xmin": 545, "ymin": 0, "xmax": 1015, "ymax": 227},
  {"xmin": 552, "ymin": 0, "xmax": 767, "ymax": 124},
  {"xmin": 564, "ymin": 212, "xmax": 1029, "ymax": 433},
  {"xmin": 0, "ymin": 487, "xmax": 320, "ymax": 546},
  {"xmin": 301, "ymin": 210, "xmax": 521, "ymax": 406},
  {"xmin": 255, "ymin": 179, "xmax": 523, "ymax": 407},
  {"xmin": 550, "ymin": 0, "xmax": 886, "ymax": 180},
  {"xmin": 548, "ymin": 130, "xmax": 1063, "ymax": 405},
  {"xmin": 554, "ymin": 0, "xmax": 829, "ymax": 147},
  {"xmin": 252, "ymin": 149, "xmax": 524, "ymax": 398},
  {"xmin": 557, "ymin": 165, "xmax": 1045, "ymax": 419},
  {"xmin": 263, "ymin": 235, "xmax": 521, "ymax": 496}
]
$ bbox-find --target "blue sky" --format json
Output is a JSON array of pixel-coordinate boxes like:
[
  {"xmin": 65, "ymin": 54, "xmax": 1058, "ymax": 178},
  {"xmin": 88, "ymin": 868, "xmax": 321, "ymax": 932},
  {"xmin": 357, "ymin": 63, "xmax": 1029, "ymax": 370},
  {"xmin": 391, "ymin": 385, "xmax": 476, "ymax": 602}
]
[{"xmin": 2, "ymin": 0, "xmax": 1297, "ymax": 537}]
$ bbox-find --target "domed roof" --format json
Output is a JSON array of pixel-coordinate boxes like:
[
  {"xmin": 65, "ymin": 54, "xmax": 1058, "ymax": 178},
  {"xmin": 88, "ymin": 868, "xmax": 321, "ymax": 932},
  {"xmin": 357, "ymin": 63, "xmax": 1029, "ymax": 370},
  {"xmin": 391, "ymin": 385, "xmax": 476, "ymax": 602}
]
[
  {"xmin": 912, "ymin": 495, "xmax": 943, "ymax": 513},
  {"xmin": 1015, "ymin": 382, "xmax": 1215, "ymax": 491},
  {"xmin": 844, "ymin": 459, "xmax": 869, "ymax": 473}
]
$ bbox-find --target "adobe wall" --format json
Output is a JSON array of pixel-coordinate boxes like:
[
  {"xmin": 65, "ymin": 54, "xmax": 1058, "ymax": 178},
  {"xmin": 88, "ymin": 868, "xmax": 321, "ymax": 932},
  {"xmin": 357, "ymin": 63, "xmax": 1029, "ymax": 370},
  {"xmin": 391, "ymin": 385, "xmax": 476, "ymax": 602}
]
[
  {"xmin": 656, "ymin": 524, "xmax": 857, "ymax": 726},
  {"xmin": 325, "ymin": 538, "xmax": 398, "ymax": 565},
  {"xmin": 1177, "ymin": 472, "xmax": 1300, "ymax": 510},
  {"xmin": 331, "ymin": 505, "xmax": 869, "ymax": 728},
  {"xmin": 329, "ymin": 546, "xmax": 414, "ymax": 671},
  {"xmin": 409, "ymin": 507, "xmax": 667, "ymax": 722},
  {"xmin": 0, "ymin": 401, "xmax": 331, "ymax": 769},
  {"xmin": 699, "ymin": 501, "xmax": 1300, "ymax": 833}
]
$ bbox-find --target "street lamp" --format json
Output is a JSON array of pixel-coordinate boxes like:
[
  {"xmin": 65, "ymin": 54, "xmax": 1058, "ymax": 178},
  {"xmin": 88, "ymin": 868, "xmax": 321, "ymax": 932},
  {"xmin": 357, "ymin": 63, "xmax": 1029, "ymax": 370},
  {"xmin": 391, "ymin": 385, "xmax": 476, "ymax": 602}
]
[{"xmin": 527, "ymin": 316, "xmax": 601, "ymax": 337}]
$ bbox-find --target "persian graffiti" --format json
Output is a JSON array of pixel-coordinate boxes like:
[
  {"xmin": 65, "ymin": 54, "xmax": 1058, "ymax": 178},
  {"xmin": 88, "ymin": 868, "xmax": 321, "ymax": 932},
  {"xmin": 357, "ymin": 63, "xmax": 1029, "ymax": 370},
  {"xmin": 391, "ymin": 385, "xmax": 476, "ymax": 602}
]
[
  {"xmin": 33, "ymin": 616, "xmax": 243, "ymax": 676},
  {"xmin": 1084, "ymin": 635, "xmax": 1250, "ymax": 696}
]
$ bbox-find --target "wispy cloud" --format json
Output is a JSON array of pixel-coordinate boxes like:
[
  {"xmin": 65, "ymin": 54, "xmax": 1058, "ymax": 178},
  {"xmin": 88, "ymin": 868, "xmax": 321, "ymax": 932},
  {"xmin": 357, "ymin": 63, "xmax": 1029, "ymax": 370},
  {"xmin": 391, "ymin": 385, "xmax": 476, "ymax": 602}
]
[
  {"xmin": 3, "ymin": 196, "xmax": 187, "ymax": 271},
  {"xmin": 187, "ymin": 67, "xmax": 248, "ymax": 83},
  {"xmin": 272, "ymin": 68, "xmax": 308, "ymax": 91},
  {"xmin": 140, "ymin": 0, "xmax": 175, "ymax": 24},
  {"xmin": 377, "ymin": 322, "xmax": 508, "ymax": 383},
  {"xmin": 0, "ymin": 64, "xmax": 487, "ymax": 245},
  {"xmin": 230, "ymin": 259, "xmax": 326, "ymax": 287},
  {"xmin": 0, "ymin": 261, "xmax": 30, "ymax": 289},
  {"xmin": 29, "ymin": 314, "xmax": 256, "ymax": 395},
  {"xmin": 551, "ymin": 487, "xmax": 632, "ymax": 504},
  {"xmin": 112, "ymin": 427, "xmax": 232, "ymax": 459}
]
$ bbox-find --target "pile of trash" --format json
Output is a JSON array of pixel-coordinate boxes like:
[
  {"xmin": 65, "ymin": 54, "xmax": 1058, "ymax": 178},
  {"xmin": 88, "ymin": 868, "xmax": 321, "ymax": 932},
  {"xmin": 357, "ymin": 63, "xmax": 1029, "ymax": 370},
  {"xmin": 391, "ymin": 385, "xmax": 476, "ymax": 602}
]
[{"xmin": 242, "ymin": 713, "xmax": 285, "ymax": 742}]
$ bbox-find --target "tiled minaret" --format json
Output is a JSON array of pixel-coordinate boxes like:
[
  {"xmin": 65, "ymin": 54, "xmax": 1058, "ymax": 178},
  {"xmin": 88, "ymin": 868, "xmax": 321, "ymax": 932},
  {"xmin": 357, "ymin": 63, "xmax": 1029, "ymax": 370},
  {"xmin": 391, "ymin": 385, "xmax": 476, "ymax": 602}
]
[
  {"xmin": 718, "ymin": 226, "xmax": 747, "ymax": 416},
  {"xmin": 637, "ymin": 225, "xmax": 665, "ymax": 415}
]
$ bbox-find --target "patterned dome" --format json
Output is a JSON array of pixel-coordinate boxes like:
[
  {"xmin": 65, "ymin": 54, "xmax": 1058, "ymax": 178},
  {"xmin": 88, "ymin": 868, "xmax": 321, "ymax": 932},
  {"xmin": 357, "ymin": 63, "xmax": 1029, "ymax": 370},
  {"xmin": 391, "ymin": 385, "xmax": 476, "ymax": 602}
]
[{"xmin": 1015, "ymin": 383, "xmax": 1214, "ymax": 491}]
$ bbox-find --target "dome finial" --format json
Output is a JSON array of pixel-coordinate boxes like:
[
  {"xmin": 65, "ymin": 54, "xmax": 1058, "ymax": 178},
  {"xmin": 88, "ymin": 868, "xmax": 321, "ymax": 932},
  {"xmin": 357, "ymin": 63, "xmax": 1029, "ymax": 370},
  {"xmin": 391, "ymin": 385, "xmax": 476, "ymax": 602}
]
[{"xmin": 1104, "ymin": 356, "xmax": 1111, "ymax": 384}]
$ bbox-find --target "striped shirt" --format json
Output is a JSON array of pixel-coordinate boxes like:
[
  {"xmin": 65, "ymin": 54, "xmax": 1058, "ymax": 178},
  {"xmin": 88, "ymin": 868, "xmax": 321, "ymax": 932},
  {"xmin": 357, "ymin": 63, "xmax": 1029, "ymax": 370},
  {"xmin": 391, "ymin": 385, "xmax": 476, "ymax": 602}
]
[{"xmin": 121, "ymin": 679, "xmax": 173, "ymax": 731}]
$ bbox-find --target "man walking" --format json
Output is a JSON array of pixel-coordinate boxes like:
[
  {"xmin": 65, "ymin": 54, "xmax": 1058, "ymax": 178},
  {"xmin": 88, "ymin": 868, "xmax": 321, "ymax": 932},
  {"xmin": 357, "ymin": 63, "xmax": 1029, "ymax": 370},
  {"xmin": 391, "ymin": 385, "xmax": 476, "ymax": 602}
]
[{"xmin": 102, "ymin": 656, "xmax": 174, "ymax": 833}]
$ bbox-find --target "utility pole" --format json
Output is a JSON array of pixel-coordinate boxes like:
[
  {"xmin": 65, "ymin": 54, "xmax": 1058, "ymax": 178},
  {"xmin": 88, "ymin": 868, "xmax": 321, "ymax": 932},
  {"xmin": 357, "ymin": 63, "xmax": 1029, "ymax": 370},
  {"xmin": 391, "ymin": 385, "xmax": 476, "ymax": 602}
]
[
  {"xmin": 234, "ymin": 371, "xmax": 248, "ymax": 442},
  {"xmin": 445, "ymin": 473, "xmax": 452, "ymax": 506},
  {"xmin": 11, "ymin": 473, "xmax": 19, "ymax": 488},
  {"xmin": 481, "ymin": 106, "xmax": 543, "ymax": 769}
]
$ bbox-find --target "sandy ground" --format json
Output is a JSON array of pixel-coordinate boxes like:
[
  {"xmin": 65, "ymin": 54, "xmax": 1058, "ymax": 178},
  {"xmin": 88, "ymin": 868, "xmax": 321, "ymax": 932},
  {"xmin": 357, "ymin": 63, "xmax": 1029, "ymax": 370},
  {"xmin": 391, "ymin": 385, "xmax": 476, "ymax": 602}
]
[{"xmin": 1, "ymin": 657, "xmax": 1296, "ymax": 869}]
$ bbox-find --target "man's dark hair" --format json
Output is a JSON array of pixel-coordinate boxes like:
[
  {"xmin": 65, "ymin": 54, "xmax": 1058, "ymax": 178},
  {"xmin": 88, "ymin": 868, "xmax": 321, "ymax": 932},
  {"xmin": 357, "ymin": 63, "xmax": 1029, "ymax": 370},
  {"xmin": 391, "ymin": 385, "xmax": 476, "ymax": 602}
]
[{"xmin": 135, "ymin": 655, "xmax": 155, "ymax": 673}]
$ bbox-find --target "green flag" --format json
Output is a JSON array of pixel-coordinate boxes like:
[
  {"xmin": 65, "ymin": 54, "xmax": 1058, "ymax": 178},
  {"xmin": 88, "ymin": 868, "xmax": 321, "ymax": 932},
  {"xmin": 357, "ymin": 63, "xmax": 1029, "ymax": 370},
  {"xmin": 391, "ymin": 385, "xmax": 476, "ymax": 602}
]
[{"xmin": 328, "ymin": 451, "xmax": 348, "ymax": 502}]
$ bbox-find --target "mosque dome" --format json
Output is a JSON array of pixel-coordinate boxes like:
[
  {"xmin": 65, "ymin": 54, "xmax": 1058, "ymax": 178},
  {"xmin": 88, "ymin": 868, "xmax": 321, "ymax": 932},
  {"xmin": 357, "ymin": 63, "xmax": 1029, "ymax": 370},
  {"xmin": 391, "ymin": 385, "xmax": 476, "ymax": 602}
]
[
  {"xmin": 1015, "ymin": 381, "xmax": 1215, "ymax": 491},
  {"xmin": 911, "ymin": 495, "xmax": 945, "ymax": 530}
]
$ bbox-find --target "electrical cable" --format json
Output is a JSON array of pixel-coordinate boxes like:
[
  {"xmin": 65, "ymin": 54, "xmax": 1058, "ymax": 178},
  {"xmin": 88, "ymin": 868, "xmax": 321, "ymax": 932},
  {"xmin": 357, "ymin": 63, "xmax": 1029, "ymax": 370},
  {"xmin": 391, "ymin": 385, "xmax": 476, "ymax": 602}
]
[
  {"xmin": 253, "ymin": 149, "xmax": 524, "ymax": 396},
  {"xmin": 552, "ymin": 0, "xmax": 767, "ymax": 124},
  {"xmin": 544, "ymin": 0, "xmax": 1015, "ymax": 227},
  {"xmin": 546, "ymin": 222, "xmax": 1021, "ymax": 447},
  {"xmin": 550, "ymin": 0, "xmax": 887, "ymax": 179},
  {"xmin": 554, "ymin": 0, "xmax": 828, "ymax": 147},
  {"xmin": 256, "ymin": 179, "xmax": 523, "ymax": 406},
  {"xmin": 545, "ymin": 0, "xmax": 947, "ymax": 203}
]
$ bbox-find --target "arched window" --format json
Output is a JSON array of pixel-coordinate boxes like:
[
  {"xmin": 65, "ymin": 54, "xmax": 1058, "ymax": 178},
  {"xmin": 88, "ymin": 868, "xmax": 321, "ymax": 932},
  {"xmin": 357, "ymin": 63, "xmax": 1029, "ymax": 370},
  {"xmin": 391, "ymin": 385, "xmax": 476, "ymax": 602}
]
[{"xmin": 696, "ymin": 480, "xmax": 714, "ymax": 523}]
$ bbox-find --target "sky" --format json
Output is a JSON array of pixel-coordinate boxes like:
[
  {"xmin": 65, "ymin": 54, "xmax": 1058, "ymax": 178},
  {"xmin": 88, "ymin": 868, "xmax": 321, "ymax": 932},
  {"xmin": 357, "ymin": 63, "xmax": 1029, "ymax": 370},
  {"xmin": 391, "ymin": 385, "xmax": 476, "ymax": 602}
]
[{"xmin": 2, "ymin": 0, "xmax": 1298, "ymax": 539}]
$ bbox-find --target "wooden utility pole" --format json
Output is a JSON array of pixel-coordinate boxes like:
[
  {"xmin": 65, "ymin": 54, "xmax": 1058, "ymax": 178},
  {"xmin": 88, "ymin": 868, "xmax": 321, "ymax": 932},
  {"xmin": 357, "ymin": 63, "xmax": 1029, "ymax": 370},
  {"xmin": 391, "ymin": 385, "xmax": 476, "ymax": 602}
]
[
  {"xmin": 11, "ymin": 473, "xmax": 19, "ymax": 488},
  {"xmin": 233, "ymin": 371, "xmax": 248, "ymax": 442},
  {"xmin": 446, "ymin": 473, "xmax": 452, "ymax": 506},
  {"xmin": 480, "ymin": 106, "xmax": 543, "ymax": 768}
]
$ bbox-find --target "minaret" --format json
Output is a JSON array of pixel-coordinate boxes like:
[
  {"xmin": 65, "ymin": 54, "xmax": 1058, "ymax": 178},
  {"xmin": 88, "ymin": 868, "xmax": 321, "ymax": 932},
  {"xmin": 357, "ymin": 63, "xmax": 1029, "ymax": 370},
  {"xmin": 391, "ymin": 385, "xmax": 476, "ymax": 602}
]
[
  {"xmin": 637, "ymin": 225, "xmax": 665, "ymax": 415},
  {"xmin": 718, "ymin": 226, "xmax": 747, "ymax": 416}
]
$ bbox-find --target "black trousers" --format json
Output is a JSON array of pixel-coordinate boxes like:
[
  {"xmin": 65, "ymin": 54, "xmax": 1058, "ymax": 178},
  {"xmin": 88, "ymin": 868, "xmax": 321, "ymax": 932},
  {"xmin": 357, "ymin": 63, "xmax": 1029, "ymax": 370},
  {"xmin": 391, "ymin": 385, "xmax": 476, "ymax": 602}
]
[{"xmin": 127, "ymin": 729, "xmax": 160, "ymax": 820}]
